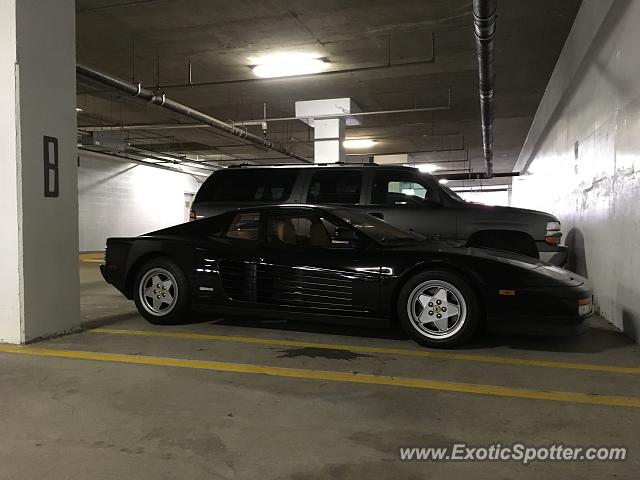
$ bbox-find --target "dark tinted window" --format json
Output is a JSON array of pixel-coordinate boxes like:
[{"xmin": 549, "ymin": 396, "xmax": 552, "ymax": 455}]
[
  {"xmin": 372, "ymin": 170, "xmax": 437, "ymax": 205},
  {"xmin": 333, "ymin": 209, "xmax": 424, "ymax": 244},
  {"xmin": 195, "ymin": 213, "xmax": 230, "ymax": 237},
  {"xmin": 225, "ymin": 212, "xmax": 260, "ymax": 242},
  {"xmin": 266, "ymin": 212, "xmax": 355, "ymax": 249},
  {"xmin": 196, "ymin": 169, "xmax": 298, "ymax": 203},
  {"xmin": 306, "ymin": 170, "xmax": 362, "ymax": 204}
]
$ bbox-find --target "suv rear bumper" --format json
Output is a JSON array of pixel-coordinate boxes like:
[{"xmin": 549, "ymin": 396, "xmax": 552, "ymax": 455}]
[{"xmin": 537, "ymin": 242, "xmax": 568, "ymax": 266}]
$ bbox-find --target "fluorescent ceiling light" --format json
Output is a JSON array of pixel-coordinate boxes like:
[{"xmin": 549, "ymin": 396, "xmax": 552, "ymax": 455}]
[
  {"xmin": 250, "ymin": 52, "xmax": 328, "ymax": 78},
  {"xmin": 343, "ymin": 139, "xmax": 377, "ymax": 149},
  {"xmin": 76, "ymin": 107, "xmax": 83, "ymax": 112},
  {"xmin": 438, "ymin": 179, "xmax": 449, "ymax": 184},
  {"xmin": 406, "ymin": 163, "xmax": 440, "ymax": 173}
]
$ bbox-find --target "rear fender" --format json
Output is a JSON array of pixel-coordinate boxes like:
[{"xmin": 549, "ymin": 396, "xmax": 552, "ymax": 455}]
[{"xmin": 123, "ymin": 239, "xmax": 194, "ymax": 298}]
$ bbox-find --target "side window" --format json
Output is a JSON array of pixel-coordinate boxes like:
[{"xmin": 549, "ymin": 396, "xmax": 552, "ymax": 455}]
[
  {"xmin": 225, "ymin": 213, "xmax": 260, "ymax": 241},
  {"xmin": 306, "ymin": 170, "xmax": 362, "ymax": 204},
  {"xmin": 200, "ymin": 215, "xmax": 231, "ymax": 238},
  {"xmin": 267, "ymin": 213, "xmax": 355, "ymax": 249},
  {"xmin": 196, "ymin": 170, "xmax": 297, "ymax": 203},
  {"xmin": 372, "ymin": 171, "xmax": 436, "ymax": 206}
]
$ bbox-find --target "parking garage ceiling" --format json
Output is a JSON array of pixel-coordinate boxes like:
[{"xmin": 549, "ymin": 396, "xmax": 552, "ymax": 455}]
[{"xmin": 76, "ymin": 0, "xmax": 581, "ymax": 174}]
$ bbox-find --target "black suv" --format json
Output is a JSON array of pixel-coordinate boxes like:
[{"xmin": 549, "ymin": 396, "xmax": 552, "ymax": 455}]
[{"xmin": 190, "ymin": 164, "xmax": 567, "ymax": 265}]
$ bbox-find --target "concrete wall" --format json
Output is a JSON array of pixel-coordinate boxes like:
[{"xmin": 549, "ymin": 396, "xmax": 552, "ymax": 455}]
[
  {"xmin": 512, "ymin": 0, "xmax": 640, "ymax": 342},
  {"xmin": 78, "ymin": 152, "xmax": 203, "ymax": 252}
]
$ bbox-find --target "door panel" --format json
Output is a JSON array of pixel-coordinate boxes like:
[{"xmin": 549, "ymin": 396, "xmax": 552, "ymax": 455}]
[
  {"xmin": 373, "ymin": 206, "xmax": 455, "ymax": 239},
  {"xmin": 356, "ymin": 169, "xmax": 457, "ymax": 239},
  {"xmin": 257, "ymin": 262, "xmax": 354, "ymax": 309},
  {"xmin": 256, "ymin": 248, "xmax": 380, "ymax": 314},
  {"xmin": 255, "ymin": 210, "xmax": 382, "ymax": 316},
  {"xmin": 212, "ymin": 212, "xmax": 261, "ymax": 303}
]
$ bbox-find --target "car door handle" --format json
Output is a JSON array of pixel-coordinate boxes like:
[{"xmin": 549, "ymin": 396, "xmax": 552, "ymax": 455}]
[{"xmin": 369, "ymin": 212, "xmax": 384, "ymax": 219}]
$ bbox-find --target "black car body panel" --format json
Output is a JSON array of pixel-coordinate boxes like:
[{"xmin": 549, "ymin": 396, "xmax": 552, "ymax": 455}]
[
  {"xmin": 102, "ymin": 206, "xmax": 591, "ymax": 335},
  {"xmin": 190, "ymin": 165, "xmax": 569, "ymax": 265}
]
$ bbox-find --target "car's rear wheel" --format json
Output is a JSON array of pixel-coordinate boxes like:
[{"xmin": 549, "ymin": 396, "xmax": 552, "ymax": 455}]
[
  {"xmin": 397, "ymin": 270, "xmax": 480, "ymax": 348},
  {"xmin": 134, "ymin": 257, "xmax": 191, "ymax": 325}
]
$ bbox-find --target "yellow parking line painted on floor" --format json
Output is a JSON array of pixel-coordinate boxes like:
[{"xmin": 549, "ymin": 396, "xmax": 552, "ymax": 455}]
[
  {"xmin": 90, "ymin": 327, "xmax": 640, "ymax": 376},
  {"xmin": 80, "ymin": 253, "xmax": 104, "ymax": 263},
  {"xmin": 1, "ymin": 344, "xmax": 639, "ymax": 408}
]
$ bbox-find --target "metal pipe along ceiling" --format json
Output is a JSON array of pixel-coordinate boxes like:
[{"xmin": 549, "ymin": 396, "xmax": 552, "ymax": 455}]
[
  {"xmin": 76, "ymin": 64, "xmax": 310, "ymax": 163},
  {"xmin": 473, "ymin": 0, "xmax": 497, "ymax": 177},
  {"xmin": 78, "ymin": 88, "xmax": 452, "ymax": 132}
]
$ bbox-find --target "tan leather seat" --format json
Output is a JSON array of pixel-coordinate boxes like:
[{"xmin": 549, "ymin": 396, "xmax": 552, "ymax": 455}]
[
  {"xmin": 309, "ymin": 219, "xmax": 330, "ymax": 247},
  {"xmin": 274, "ymin": 218, "xmax": 296, "ymax": 244}
]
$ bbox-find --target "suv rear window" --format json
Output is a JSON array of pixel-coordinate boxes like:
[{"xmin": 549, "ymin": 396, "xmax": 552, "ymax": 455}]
[
  {"xmin": 306, "ymin": 170, "xmax": 362, "ymax": 204},
  {"xmin": 196, "ymin": 169, "xmax": 298, "ymax": 202}
]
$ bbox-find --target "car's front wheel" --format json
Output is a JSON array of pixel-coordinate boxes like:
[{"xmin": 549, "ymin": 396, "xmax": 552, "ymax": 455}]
[
  {"xmin": 133, "ymin": 257, "xmax": 191, "ymax": 325},
  {"xmin": 397, "ymin": 270, "xmax": 480, "ymax": 348}
]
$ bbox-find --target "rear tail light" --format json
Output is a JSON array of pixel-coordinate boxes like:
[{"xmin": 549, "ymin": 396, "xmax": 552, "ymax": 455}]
[
  {"xmin": 578, "ymin": 297, "xmax": 593, "ymax": 316},
  {"xmin": 545, "ymin": 221, "xmax": 562, "ymax": 245},
  {"xmin": 189, "ymin": 209, "xmax": 197, "ymax": 222}
]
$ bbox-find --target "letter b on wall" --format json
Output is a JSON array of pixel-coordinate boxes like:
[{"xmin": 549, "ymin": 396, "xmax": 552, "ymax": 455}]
[{"xmin": 44, "ymin": 136, "xmax": 59, "ymax": 197}]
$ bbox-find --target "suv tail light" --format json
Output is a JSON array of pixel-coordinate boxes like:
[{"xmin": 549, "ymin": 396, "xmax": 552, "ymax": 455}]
[
  {"xmin": 189, "ymin": 208, "xmax": 197, "ymax": 222},
  {"xmin": 545, "ymin": 221, "xmax": 562, "ymax": 245},
  {"xmin": 578, "ymin": 296, "xmax": 593, "ymax": 316}
]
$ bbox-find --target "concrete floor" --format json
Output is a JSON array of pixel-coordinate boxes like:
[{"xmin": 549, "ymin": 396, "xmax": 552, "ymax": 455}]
[{"xmin": 1, "ymin": 261, "xmax": 639, "ymax": 479}]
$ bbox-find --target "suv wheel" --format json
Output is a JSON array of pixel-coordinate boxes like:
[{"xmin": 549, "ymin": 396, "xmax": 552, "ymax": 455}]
[
  {"xmin": 397, "ymin": 270, "xmax": 480, "ymax": 348},
  {"xmin": 134, "ymin": 257, "xmax": 191, "ymax": 325}
]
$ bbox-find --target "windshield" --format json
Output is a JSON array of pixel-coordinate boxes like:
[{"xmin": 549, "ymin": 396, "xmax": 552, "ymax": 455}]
[
  {"xmin": 439, "ymin": 184, "xmax": 465, "ymax": 202},
  {"xmin": 332, "ymin": 209, "xmax": 425, "ymax": 245}
]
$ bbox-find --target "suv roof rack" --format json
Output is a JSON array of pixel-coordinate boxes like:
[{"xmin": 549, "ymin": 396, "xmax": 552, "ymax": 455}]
[{"xmin": 227, "ymin": 161, "xmax": 380, "ymax": 168}]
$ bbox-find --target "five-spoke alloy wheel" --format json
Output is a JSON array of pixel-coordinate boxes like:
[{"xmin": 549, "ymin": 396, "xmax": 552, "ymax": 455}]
[
  {"xmin": 398, "ymin": 270, "xmax": 480, "ymax": 347},
  {"xmin": 133, "ymin": 257, "xmax": 191, "ymax": 325},
  {"xmin": 138, "ymin": 268, "xmax": 179, "ymax": 316}
]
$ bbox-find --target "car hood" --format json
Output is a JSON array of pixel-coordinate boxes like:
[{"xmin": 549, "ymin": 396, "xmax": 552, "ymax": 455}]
[
  {"xmin": 468, "ymin": 246, "xmax": 586, "ymax": 286},
  {"xmin": 388, "ymin": 240, "xmax": 586, "ymax": 286},
  {"xmin": 390, "ymin": 240, "xmax": 540, "ymax": 266},
  {"xmin": 462, "ymin": 202, "xmax": 559, "ymax": 222}
]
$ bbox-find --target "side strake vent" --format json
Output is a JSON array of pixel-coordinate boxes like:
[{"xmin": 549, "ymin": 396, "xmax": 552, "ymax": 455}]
[
  {"xmin": 219, "ymin": 260, "xmax": 256, "ymax": 301},
  {"xmin": 256, "ymin": 263, "xmax": 354, "ymax": 309}
]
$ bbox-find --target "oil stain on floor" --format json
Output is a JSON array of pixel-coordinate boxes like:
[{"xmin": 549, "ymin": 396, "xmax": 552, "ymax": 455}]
[{"xmin": 277, "ymin": 347, "xmax": 372, "ymax": 361}]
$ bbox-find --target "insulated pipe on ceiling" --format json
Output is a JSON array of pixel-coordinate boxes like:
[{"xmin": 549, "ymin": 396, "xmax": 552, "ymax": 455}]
[
  {"xmin": 473, "ymin": 0, "xmax": 496, "ymax": 177},
  {"xmin": 433, "ymin": 171, "xmax": 517, "ymax": 181},
  {"xmin": 78, "ymin": 147, "xmax": 213, "ymax": 177},
  {"xmin": 76, "ymin": 64, "xmax": 310, "ymax": 163},
  {"xmin": 78, "ymin": 89, "xmax": 452, "ymax": 132}
]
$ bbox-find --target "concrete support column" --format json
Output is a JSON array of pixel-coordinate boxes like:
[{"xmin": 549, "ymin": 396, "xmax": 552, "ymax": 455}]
[
  {"xmin": 295, "ymin": 98, "xmax": 360, "ymax": 163},
  {"xmin": 313, "ymin": 118, "xmax": 345, "ymax": 163},
  {"xmin": 0, "ymin": 0, "xmax": 79, "ymax": 343}
]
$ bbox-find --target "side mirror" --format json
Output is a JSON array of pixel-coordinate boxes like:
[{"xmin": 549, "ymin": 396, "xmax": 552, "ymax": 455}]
[{"xmin": 335, "ymin": 226, "xmax": 358, "ymax": 242}]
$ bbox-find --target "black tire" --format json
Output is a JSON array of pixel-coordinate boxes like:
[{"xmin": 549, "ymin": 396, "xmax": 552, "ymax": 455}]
[
  {"xmin": 133, "ymin": 257, "xmax": 192, "ymax": 325},
  {"xmin": 397, "ymin": 270, "xmax": 481, "ymax": 348}
]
